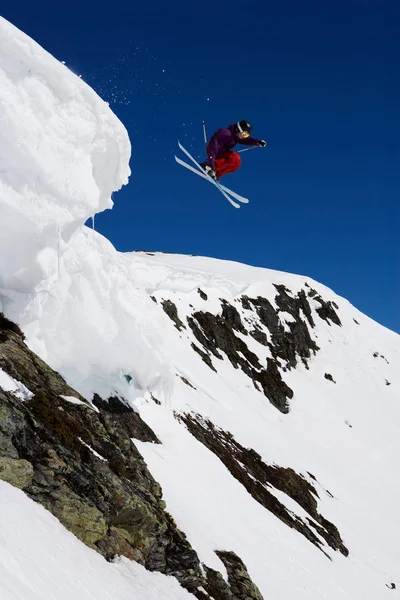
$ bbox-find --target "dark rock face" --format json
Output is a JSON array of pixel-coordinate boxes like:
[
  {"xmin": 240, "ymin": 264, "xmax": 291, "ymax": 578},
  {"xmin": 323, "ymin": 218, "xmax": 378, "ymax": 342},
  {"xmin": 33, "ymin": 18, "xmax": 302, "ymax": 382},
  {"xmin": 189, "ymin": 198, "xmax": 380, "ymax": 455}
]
[
  {"xmin": 249, "ymin": 327, "xmax": 268, "ymax": 346},
  {"xmin": 216, "ymin": 552, "xmax": 264, "ymax": 600},
  {"xmin": 220, "ymin": 300, "xmax": 247, "ymax": 334},
  {"xmin": 0, "ymin": 312, "xmax": 25, "ymax": 341},
  {"xmin": 305, "ymin": 290, "xmax": 341, "ymax": 327},
  {"xmin": 179, "ymin": 413, "xmax": 348, "ymax": 558},
  {"xmin": 161, "ymin": 300, "xmax": 186, "ymax": 331},
  {"xmin": 188, "ymin": 308, "xmax": 293, "ymax": 413},
  {"xmin": 3, "ymin": 387, "xmax": 204, "ymax": 583},
  {"xmin": 201, "ymin": 566, "xmax": 235, "ymax": 600},
  {"xmin": 0, "ymin": 323, "xmax": 202, "ymax": 585},
  {"xmin": 201, "ymin": 552, "xmax": 264, "ymax": 600},
  {"xmin": 198, "ymin": 288, "xmax": 208, "ymax": 301},
  {"xmin": 0, "ymin": 281, "xmax": 344, "ymax": 595},
  {"xmin": 324, "ymin": 373, "xmax": 336, "ymax": 384},
  {"xmin": 185, "ymin": 284, "xmax": 342, "ymax": 413},
  {"xmin": 191, "ymin": 342, "xmax": 217, "ymax": 372},
  {"xmin": 247, "ymin": 291, "xmax": 319, "ymax": 370},
  {"xmin": 274, "ymin": 285, "xmax": 315, "ymax": 329},
  {"xmin": 0, "ymin": 318, "xmax": 264, "ymax": 599},
  {"xmin": 92, "ymin": 394, "xmax": 159, "ymax": 443},
  {"xmin": 0, "ymin": 314, "xmax": 79, "ymax": 399},
  {"xmin": 257, "ymin": 358, "xmax": 293, "ymax": 413}
]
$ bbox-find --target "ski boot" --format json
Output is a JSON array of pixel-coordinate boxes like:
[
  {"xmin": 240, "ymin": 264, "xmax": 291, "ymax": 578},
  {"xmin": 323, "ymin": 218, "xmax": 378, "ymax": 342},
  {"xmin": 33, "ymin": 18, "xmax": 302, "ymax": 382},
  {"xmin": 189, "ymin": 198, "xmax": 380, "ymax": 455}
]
[{"xmin": 201, "ymin": 163, "xmax": 219, "ymax": 182}]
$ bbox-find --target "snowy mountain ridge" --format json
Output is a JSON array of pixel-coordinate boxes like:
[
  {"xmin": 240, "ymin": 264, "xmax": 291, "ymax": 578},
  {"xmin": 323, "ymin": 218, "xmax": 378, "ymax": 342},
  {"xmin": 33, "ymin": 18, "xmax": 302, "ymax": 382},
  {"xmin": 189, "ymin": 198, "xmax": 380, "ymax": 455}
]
[{"xmin": 0, "ymin": 15, "xmax": 399, "ymax": 600}]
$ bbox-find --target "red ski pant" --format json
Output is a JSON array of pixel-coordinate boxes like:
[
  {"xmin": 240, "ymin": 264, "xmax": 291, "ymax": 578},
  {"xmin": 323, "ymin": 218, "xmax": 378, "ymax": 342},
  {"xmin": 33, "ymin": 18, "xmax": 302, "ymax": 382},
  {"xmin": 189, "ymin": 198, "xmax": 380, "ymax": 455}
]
[{"xmin": 214, "ymin": 151, "xmax": 241, "ymax": 178}]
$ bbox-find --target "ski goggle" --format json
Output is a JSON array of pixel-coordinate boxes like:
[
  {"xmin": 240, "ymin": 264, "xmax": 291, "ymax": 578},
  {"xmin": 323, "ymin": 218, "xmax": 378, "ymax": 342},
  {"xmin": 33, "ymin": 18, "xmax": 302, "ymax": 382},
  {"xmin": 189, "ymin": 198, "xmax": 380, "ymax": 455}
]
[{"xmin": 237, "ymin": 122, "xmax": 250, "ymax": 137}]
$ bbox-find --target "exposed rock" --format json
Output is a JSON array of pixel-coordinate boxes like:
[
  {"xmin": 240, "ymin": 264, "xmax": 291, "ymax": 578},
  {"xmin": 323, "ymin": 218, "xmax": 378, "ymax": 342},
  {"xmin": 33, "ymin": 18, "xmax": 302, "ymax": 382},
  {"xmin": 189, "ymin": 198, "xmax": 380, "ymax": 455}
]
[
  {"xmin": 240, "ymin": 296, "xmax": 252, "ymax": 311},
  {"xmin": 0, "ymin": 323, "xmax": 86, "ymax": 400},
  {"xmin": 0, "ymin": 388, "xmax": 206, "ymax": 589},
  {"xmin": 0, "ymin": 284, "xmax": 345, "ymax": 598},
  {"xmin": 313, "ymin": 296, "xmax": 342, "ymax": 326},
  {"xmin": 246, "ymin": 294, "xmax": 319, "ymax": 371},
  {"xmin": 162, "ymin": 299, "xmax": 186, "ymax": 331},
  {"xmin": 151, "ymin": 394, "xmax": 161, "ymax": 405},
  {"xmin": 180, "ymin": 376, "xmax": 196, "ymax": 389},
  {"xmin": 0, "ymin": 312, "xmax": 25, "ymax": 341},
  {"xmin": 92, "ymin": 394, "xmax": 160, "ymax": 443},
  {"xmin": 45, "ymin": 489, "xmax": 107, "ymax": 548},
  {"xmin": 187, "ymin": 308, "xmax": 293, "ymax": 413},
  {"xmin": 249, "ymin": 327, "xmax": 268, "ymax": 346},
  {"xmin": 307, "ymin": 287, "xmax": 318, "ymax": 298},
  {"xmin": 297, "ymin": 289, "xmax": 316, "ymax": 328},
  {"xmin": 96, "ymin": 527, "xmax": 142, "ymax": 562},
  {"xmin": 179, "ymin": 413, "xmax": 348, "ymax": 557},
  {"xmin": 191, "ymin": 343, "xmax": 217, "ymax": 372},
  {"xmin": 373, "ymin": 353, "xmax": 389, "ymax": 364},
  {"xmin": 274, "ymin": 285, "xmax": 315, "ymax": 329},
  {"xmin": 221, "ymin": 300, "xmax": 247, "ymax": 334},
  {"xmin": 0, "ymin": 455, "xmax": 34, "ymax": 489},
  {"xmin": 110, "ymin": 494, "xmax": 168, "ymax": 552},
  {"xmin": 257, "ymin": 358, "xmax": 293, "ymax": 413},
  {"xmin": 0, "ymin": 322, "xmax": 208, "ymax": 592},
  {"xmin": 216, "ymin": 551, "xmax": 264, "ymax": 600},
  {"xmin": 324, "ymin": 373, "xmax": 336, "ymax": 384},
  {"xmin": 190, "ymin": 311, "xmax": 260, "ymax": 370},
  {"xmin": 187, "ymin": 316, "xmax": 223, "ymax": 361},
  {"xmin": 202, "ymin": 566, "xmax": 234, "ymax": 599},
  {"xmin": 198, "ymin": 288, "xmax": 208, "ymax": 301}
]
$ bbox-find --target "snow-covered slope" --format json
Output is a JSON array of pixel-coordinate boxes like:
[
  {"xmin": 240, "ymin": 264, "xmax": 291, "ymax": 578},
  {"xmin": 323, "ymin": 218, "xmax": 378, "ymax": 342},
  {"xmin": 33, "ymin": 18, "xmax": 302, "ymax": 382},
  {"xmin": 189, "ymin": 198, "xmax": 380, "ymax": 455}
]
[
  {"xmin": 0, "ymin": 481, "xmax": 192, "ymax": 600},
  {"xmin": 132, "ymin": 252, "xmax": 400, "ymax": 599},
  {"xmin": 0, "ymin": 15, "xmax": 399, "ymax": 600}
]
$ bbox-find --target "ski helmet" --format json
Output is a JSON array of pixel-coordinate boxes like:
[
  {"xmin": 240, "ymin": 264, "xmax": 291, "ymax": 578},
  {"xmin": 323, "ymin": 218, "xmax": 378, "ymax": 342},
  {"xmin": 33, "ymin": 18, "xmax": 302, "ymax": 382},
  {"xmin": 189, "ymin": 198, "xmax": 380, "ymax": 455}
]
[{"xmin": 237, "ymin": 120, "xmax": 252, "ymax": 135}]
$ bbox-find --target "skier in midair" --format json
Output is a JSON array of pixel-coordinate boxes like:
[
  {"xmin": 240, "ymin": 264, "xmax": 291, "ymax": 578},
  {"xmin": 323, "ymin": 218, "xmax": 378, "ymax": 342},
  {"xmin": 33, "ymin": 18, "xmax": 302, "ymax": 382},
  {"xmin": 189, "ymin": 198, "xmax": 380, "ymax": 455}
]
[{"xmin": 201, "ymin": 120, "xmax": 266, "ymax": 181}]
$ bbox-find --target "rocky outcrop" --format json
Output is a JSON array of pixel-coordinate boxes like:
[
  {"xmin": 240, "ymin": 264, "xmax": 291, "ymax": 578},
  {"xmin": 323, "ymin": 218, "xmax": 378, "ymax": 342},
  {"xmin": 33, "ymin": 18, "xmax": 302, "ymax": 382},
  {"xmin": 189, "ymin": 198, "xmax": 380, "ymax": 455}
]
[
  {"xmin": 216, "ymin": 552, "xmax": 264, "ymax": 600},
  {"xmin": 182, "ymin": 284, "xmax": 341, "ymax": 413},
  {"xmin": 243, "ymin": 289, "xmax": 319, "ymax": 370},
  {"xmin": 179, "ymin": 412, "xmax": 348, "ymax": 557},
  {"xmin": 0, "ymin": 280, "xmax": 343, "ymax": 594},
  {"xmin": 200, "ymin": 552, "xmax": 263, "ymax": 600},
  {"xmin": 187, "ymin": 310, "xmax": 293, "ymax": 414},
  {"xmin": 0, "ymin": 454, "xmax": 34, "ymax": 489},
  {"xmin": 0, "ymin": 313, "xmax": 263, "ymax": 599},
  {"xmin": 162, "ymin": 299, "xmax": 186, "ymax": 331}
]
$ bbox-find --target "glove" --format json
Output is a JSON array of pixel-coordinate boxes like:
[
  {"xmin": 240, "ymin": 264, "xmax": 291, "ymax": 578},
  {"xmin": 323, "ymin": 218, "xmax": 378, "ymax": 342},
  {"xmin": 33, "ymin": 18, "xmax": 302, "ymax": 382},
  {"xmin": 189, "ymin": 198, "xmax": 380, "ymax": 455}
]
[
  {"xmin": 204, "ymin": 165, "xmax": 218, "ymax": 180},
  {"xmin": 258, "ymin": 140, "xmax": 267, "ymax": 147}
]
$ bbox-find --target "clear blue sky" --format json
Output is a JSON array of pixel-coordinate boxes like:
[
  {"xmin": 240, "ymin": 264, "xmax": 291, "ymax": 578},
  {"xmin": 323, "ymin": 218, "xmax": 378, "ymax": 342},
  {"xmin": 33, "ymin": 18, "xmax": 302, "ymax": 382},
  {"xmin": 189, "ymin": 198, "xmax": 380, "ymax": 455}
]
[{"xmin": 3, "ymin": 1, "xmax": 399, "ymax": 332}]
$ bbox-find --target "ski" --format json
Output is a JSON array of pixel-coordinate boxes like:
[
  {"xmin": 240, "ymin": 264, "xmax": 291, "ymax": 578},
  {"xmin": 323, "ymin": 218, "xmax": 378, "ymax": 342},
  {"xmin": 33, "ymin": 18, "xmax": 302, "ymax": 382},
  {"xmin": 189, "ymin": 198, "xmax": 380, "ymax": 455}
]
[
  {"xmin": 176, "ymin": 147, "xmax": 239, "ymax": 209},
  {"xmin": 177, "ymin": 141, "xmax": 249, "ymax": 205},
  {"xmin": 176, "ymin": 142, "xmax": 246, "ymax": 209},
  {"xmin": 174, "ymin": 156, "xmax": 249, "ymax": 204}
]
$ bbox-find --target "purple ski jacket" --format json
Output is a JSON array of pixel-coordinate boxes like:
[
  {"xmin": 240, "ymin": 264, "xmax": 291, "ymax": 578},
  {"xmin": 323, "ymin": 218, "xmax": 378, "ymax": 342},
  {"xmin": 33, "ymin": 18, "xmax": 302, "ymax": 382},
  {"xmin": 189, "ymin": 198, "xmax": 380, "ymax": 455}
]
[{"xmin": 205, "ymin": 123, "xmax": 261, "ymax": 169}]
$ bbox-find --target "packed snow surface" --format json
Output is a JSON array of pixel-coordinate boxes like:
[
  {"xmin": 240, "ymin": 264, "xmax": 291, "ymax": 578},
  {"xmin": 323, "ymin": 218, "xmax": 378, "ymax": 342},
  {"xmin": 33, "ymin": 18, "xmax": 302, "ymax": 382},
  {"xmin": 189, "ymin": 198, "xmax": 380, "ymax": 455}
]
[
  {"xmin": 0, "ymin": 481, "xmax": 193, "ymax": 600},
  {"xmin": 0, "ymin": 14, "xmax": 399, "ymax": 600}
]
